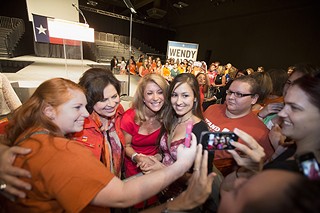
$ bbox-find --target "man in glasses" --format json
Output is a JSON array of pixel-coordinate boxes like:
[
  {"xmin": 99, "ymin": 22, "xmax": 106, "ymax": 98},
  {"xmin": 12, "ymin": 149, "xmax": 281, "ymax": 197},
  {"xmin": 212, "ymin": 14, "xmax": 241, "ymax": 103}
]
[{"xmin": 203, "ymin": 75, "xmax": 274, "ymax": 176}]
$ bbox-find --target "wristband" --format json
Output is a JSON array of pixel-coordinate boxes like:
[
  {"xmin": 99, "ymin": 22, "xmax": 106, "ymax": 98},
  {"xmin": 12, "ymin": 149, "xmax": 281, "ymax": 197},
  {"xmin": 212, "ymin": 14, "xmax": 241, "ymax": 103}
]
[{"xmin": 131, "ymin": 152, "xmax": 138, "ymax": 163}]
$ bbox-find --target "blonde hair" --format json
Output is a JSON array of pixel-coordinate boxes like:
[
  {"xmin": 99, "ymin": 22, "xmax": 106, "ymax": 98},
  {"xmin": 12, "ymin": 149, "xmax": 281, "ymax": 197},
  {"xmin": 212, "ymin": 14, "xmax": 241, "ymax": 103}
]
[{"xmin": 132, "ymin": 74, "xmax": 169, "ymax": 124}]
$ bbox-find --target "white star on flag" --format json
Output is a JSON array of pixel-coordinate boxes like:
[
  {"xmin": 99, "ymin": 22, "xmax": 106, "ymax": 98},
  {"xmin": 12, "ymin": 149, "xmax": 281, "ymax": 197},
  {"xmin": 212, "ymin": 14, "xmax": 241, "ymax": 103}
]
[{"xmin": 36, "ymin": 25, "xmax": 47, "ymax": 35}]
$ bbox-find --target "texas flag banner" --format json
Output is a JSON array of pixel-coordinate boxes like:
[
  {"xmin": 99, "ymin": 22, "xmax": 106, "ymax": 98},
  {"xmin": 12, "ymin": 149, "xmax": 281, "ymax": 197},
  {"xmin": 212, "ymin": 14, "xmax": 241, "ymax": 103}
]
[
  {"xmin": 32, "ymin": 14, "xmax": 84, "ymax": 46},
  {"xmin": 32, "ymin": 14, "xmax": 51, "ymax": 43}
]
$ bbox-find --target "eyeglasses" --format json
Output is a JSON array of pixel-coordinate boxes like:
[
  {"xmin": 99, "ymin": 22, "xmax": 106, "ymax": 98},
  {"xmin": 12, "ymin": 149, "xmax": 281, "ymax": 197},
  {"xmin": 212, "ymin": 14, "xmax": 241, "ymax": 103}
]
[{"xmin": 226, "ymin": 90, "xmax": 255, "ymax": 98}]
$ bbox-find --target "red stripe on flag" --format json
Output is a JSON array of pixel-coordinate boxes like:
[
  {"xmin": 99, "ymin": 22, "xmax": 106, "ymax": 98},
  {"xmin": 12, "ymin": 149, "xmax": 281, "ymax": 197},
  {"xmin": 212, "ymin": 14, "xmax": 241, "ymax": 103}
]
[{"xmin": 49, "ymin": 37, "xmax": 81, "ymax": 46}]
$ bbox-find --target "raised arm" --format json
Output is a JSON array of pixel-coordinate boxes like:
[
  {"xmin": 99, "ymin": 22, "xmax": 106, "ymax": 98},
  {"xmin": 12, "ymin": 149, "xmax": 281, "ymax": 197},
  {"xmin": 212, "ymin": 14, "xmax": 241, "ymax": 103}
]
[{"xmin": 91, "ymin": 134, "xmax": 198, "ymax": 208}]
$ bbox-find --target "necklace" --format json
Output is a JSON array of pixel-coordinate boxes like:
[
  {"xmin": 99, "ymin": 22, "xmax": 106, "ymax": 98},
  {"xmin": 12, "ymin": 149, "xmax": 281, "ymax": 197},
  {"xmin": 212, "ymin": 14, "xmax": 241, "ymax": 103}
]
[
  {"xmin": 177, "ymin": 114, "xmax": 193, "ymax": 125},
  {"xmin": 172, "ymin": 114, "xmax": 193, "ymax": 133}
]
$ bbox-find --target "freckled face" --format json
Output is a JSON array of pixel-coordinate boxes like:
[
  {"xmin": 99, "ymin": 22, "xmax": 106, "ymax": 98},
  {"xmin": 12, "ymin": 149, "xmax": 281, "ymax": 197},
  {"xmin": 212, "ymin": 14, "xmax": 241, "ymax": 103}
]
[{"xmin": 52, "ymin": 89, "xmax": 89, "ymax": 135}]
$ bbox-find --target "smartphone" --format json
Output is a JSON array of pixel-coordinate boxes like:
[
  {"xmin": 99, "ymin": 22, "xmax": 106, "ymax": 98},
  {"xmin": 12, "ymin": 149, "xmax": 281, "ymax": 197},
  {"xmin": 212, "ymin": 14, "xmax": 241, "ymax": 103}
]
[
  {"xmin": 200, "ymin": 131, "xmax": 238, "ymax": 151},
  {"xmin": 297, "ymin": 152, "xmax": 320, "ymax": 180}
]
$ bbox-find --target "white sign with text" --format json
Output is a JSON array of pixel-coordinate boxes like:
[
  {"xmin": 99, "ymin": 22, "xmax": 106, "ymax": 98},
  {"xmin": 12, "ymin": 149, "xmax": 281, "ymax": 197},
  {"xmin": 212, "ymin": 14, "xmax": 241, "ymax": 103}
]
[{"xmin": 167, "ymin": 40, "xmax": 199, "ymax": 62}]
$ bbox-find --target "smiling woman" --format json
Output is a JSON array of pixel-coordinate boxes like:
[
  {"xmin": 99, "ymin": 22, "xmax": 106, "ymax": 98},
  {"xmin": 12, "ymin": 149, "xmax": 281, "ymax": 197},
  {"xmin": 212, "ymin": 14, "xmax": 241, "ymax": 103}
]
[
  {"xmin": 264, "ymin": 73, "xmax": 320, "ymax": 172},
  {"xmin": 120, "ymin": 73, "xmax": 169, "ymax": 209},
  {"xmin": 72, "ymin": 68, "xmax": 125, "ymax": 178}
]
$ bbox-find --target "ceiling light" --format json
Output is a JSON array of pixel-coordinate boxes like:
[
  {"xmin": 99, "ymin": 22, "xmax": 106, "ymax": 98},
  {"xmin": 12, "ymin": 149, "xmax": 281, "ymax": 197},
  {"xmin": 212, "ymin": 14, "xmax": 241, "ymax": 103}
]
[
  {"xmin": 87, "ymin": 1, "xmax": 98, "ymax": 6},
  {"xmin": 173, "ymin": 1, "xmax": 188, "ymax": 9},
  {"xmin": 178, "ymin": 1, "xmax": 188, "ymax": 7}
]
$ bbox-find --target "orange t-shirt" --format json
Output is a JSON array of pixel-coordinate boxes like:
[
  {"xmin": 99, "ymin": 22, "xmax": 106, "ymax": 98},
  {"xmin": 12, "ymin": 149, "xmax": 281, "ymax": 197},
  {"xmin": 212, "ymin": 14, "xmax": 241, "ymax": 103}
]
[
  {"xmin": 163, "ymin": 67, "xmax": 170, "ymax": 77},
  {"xmin": 4, "ymin": 131, "xmax": 114, "ymax": 212}
]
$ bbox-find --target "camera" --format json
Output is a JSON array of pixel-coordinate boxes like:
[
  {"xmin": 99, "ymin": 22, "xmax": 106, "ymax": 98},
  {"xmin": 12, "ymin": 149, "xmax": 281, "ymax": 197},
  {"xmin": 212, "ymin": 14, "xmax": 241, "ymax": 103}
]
[
  {"xmin": 297, "ymin": 152, "xmax": 320, "ymax": 180},
  {"xmin": 200, "ymin": 131, "xmax": 238, "ymax": 151}
]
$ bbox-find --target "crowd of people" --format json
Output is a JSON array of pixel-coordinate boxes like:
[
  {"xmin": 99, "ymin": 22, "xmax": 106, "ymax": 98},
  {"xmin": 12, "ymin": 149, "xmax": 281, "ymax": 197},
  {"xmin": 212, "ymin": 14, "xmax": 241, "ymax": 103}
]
[{"xmin": 0, "ymin": 59, "xmax": 320, "ymax": 213}]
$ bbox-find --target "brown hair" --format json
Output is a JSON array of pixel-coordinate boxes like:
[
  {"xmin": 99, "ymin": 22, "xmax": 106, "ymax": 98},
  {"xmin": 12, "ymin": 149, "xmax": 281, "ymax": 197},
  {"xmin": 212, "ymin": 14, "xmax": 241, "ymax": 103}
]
[
  {"xmin": 250, "ymin": 72, "xmax": 273, "ymax": 104},
  {"xmin": 79, "ymin": 68, "xmax": 120, "ymax": 114},
  {"xmin": 163, "ymin": 73, "xmax": 204, "ymax": 132},
  {"xmin": 267, "ymin": 68, "xmax": 288, "ymax": 97}
]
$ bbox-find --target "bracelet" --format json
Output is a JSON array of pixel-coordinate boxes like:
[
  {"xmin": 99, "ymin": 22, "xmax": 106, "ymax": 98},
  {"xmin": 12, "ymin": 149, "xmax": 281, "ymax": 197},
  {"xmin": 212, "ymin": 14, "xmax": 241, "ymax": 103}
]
[{"xmin": 131, "ymin": 152, "xmax": 138, "ymax": 163}]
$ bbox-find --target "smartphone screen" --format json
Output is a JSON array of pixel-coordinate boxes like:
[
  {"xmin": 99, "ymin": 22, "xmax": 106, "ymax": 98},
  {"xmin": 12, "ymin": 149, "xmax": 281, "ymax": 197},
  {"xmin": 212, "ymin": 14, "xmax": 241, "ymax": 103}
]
[
  {"xmin": 200, "ymin": 131, "xmax": 238, "ymax": 151},
  {"xmin": 298, "ymin": 153, "xmax": 320, "ymax": 180}
]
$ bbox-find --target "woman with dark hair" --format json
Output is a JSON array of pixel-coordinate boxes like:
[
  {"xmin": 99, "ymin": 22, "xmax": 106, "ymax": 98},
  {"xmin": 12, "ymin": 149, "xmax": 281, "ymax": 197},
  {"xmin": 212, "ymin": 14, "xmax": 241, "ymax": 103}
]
[
  {"xmin": 250, "ymin": 72, "xmax": 273, "ymax": 113},
  {"xmin": 257, "ymin": 68, "xmax": 288, "ymax": 129},
  {"xmin": 264, "ymin": 74, "xmax": 320, "ymax": 171},
  {"xmin": 195, "ymin": 72, "xmax": 210, "ymax": 111},
  {"xmin": 73, "ymin": 68, "xmax": 125, "ymax": 178}
]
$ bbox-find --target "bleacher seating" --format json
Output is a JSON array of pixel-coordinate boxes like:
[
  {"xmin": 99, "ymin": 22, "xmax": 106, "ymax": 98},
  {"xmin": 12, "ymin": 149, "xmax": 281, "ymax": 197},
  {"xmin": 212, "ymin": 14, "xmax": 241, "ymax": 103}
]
[
  {"xmin": 0, "ymin": 16, "xmax": 25, "ymax": 58},
  {"xmin": 87, "ymin": 31, "xmax": 161, "ymax": 63}
]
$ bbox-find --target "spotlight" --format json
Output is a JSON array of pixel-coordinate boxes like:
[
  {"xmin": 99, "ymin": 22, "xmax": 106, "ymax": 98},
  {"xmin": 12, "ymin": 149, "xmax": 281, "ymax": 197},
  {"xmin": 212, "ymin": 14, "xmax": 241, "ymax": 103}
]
[{"xmin": 87, "ymin": 0, "xmax": 98, "ymax": 6}]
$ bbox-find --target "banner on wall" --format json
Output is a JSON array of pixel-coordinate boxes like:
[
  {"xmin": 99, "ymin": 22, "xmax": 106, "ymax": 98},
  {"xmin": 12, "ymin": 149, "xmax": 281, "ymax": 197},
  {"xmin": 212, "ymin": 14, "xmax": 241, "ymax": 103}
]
[
  {"xmin": 166, "ymin": 40, "xmax": 199, "ymax": 62},
  {"xmin": 32, "ymin": 14, "xmax": 94, "ymax": 45}
]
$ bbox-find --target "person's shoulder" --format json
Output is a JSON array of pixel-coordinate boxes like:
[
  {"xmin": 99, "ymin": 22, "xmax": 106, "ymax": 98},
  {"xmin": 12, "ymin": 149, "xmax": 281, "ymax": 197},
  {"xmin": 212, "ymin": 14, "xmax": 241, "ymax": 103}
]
[
  {"xmin": 246, "ymin": 112, "xmax": 268, "ymax": 126},
  {"xmin": 193, "ymin": 120, "xmax": 209, "ymax": 131},
  {"xmin": 122, "ymin": 108, "xmax": 136, "ymax": 120},
  {"xmin": 204, "ymin": 104, "xmax": 224, "ymax": 114},
  {"xmin": 82, "ymin": 116, "xmax": 98, "ymax": 128},
  {"xmin": 123, "ymin": 107, "xmax": 134, "ymax": 115}
]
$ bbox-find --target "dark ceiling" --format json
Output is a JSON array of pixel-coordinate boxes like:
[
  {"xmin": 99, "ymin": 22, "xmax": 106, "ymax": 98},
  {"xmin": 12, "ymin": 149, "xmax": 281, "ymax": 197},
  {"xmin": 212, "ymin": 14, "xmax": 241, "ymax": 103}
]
[
  {"xmin": 79, "ymin": 0, "xmax": 318, "ymax": 29},
  {"xmin": 78, "ymin": 0, "xmax": 244, "ymax": 28}
]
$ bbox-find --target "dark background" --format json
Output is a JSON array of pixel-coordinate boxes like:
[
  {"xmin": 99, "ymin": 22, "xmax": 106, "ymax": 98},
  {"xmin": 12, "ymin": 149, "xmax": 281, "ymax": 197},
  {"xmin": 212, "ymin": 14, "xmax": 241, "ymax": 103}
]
[{"xmin": 1, "ymin": 0, "xmax": 319, "ymax": 70}]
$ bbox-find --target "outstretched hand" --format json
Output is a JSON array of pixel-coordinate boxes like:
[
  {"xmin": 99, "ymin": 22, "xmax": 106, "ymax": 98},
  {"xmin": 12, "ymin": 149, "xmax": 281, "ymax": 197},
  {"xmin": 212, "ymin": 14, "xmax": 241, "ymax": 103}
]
[
  {"xmin": 227, "ymin": 128, "xmax": 265, "ymax": 173},
  {"xmin": 0, "ymin": 145, "xmax": 32, "ymax": 198}
]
